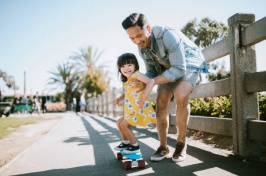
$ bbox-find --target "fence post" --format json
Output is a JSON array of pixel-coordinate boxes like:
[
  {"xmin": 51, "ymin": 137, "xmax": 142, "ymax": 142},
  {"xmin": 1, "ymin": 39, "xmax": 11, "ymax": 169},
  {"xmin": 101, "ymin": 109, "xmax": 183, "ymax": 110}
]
[
  {"xmin": 92, "ymin": 97, "xmax": 95, "ymax": 113},
  {"xmin": 97, "ymin": 95, "xmax": 101, "ymax": 115},
  {"xmin": 228, "ymin": 13, "xmax": 260, "ymax": 157},
  {"xmin": 101, "ymin": 94, "xmax": 104, "ymax": 115},
  {"xmin": 106, "ymin": 91, "xmax": 109, "ymax": 116},
  {"xmin": 87, "ymin": 97, "xmax": 90, "ymax": 112},
  {"xmin": 112, "ymin": 87, "xmax": 117, "ymax": 117}
]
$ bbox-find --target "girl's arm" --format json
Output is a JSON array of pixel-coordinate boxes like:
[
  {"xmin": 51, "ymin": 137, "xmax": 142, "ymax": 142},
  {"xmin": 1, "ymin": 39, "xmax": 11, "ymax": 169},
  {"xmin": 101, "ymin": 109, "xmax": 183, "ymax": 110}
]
[
  {"xmin": 136, "ymin": 73, "xmax": 155, "ymax": 108},
  {"xmin": 114, "ymin": 93, "xmax": 125, "ymax": 105}
]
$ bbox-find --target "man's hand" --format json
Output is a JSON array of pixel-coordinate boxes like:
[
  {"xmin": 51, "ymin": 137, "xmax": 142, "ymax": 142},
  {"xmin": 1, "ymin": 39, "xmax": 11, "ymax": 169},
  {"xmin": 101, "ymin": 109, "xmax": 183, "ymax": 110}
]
[
  {"xmin": 130, "ymin": 78, "xmax": 146, "ymax": 93},
  {"xmin": 138, "ymin": 97, "xmax": 146, "ymax": 109}
]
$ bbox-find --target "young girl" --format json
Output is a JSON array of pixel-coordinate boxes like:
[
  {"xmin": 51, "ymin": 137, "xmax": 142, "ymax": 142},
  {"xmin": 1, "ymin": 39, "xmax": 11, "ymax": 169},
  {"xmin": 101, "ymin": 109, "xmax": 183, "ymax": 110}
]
[{"xmin": 114, "ymin": 53, "xmax": 156, "ymax": 154}]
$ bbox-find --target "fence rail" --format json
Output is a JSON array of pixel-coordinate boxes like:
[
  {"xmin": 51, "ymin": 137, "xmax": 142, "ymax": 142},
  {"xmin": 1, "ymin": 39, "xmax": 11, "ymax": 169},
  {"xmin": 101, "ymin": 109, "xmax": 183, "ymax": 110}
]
[{"xmin": 87, "ymin": 13, "xmax": 266, "ymax": 159}]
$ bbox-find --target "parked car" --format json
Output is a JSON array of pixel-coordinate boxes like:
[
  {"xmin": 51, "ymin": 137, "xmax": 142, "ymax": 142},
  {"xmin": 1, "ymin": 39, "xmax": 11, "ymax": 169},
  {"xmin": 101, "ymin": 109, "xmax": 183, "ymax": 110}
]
[
  {"xmin": 13, "ymin": 103, "xmax": 35, "ymax": 114},
  {"xmin": 0, "ymin": 102, "xmax": 11, "ymax": 117}
]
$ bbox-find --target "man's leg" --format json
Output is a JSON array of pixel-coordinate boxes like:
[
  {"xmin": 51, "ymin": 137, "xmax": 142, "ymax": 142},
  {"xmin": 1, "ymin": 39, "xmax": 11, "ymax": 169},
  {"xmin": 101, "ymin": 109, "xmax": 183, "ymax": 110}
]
[
  {"xmin": 175, "ymin": 81, "xmax": 192, "ymax": 142},
  {"xmin": 172, "ymin": 81, "xmax": 193, "ymax": 162},
  {"xmin": 156, "ymin": 89, "xmax": 173, "ymax": 147},
  {"xmin": 151, "ymin": 89, "xmax": 172, "ymax": 161}
]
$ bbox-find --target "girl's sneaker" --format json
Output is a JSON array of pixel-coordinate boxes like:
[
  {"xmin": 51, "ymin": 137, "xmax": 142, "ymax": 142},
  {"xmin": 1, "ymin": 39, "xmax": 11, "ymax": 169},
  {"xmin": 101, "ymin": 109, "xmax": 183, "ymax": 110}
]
[
  {"xmin": 122, "ymin": 144, "xmax": 140, "ymax": 154},
  {"xmin": 114, "ymin": 142, "xmax": 130, "ymax": 151}
]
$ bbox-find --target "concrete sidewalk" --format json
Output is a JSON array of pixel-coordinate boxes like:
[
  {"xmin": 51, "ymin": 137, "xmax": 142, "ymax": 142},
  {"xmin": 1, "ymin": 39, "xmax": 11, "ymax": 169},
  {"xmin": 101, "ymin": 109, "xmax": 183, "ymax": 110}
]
[{"xmin": 0, "ymin": 112, "xmax": 265, "ymax": 176}]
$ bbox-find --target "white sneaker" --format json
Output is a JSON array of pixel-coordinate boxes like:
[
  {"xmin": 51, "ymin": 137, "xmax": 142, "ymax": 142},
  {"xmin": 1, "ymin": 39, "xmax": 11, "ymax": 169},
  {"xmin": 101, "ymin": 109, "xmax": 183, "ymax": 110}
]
[{"xmin": 172, "ymin": 142, "xmax": 187, "ymax": 162}]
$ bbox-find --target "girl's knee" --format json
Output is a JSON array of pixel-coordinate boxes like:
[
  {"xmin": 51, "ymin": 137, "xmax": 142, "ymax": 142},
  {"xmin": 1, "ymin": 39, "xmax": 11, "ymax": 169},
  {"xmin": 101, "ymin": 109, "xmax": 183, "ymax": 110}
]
[
  {"xmin": 116, "ymin": 117, "xmax": 124, "ymax": 126},
  {"xmin": 120, "ymin": 120, "xmax": 130, "ymax": 130}
]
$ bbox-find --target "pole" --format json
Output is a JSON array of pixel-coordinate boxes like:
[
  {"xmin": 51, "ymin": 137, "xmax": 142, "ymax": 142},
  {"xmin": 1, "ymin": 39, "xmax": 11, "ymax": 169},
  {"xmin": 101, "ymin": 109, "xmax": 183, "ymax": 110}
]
[{"xmin": 24, "ymin": 68, "xmax": 27, "ymax": 96}]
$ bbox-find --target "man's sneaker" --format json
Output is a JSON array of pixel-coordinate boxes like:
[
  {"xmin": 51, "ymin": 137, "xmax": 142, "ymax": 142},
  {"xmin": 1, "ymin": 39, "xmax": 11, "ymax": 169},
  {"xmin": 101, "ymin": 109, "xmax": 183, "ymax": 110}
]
[
  {"xmin": 114, "ymin": 142, "xmax": 130, "ymax": 151},
  {"xmin": 122, "ymin": 144, "xmax": 140, "ymax": 154},
  {"xmin": 172, "ymin": 142, "xmax": 186, "ymax": 162},
  {"xmin": 150, "ymin": 146, "xmax": 170, "ymax": 161}
]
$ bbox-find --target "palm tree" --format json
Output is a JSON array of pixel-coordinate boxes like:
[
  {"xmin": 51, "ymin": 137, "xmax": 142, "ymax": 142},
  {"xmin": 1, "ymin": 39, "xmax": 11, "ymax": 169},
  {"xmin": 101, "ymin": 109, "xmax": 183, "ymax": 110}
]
[
  {"xmin": 47, "ymin": 62, "xmax": 80, "ymax": 110},
  {"xmin": 0, "ymin": 69, "xmax": 18, "ymax": 94},
  {"xmin": 69, "ymin": 46, "xmax": 111, "ymax": 96}
]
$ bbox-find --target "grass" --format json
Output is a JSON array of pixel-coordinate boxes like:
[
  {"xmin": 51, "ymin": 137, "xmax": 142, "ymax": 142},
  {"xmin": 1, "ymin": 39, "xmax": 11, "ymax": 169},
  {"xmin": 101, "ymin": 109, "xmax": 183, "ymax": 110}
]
[{"xmin": 0, "ymin": 116, "xmax": 42, "ymax": 139}]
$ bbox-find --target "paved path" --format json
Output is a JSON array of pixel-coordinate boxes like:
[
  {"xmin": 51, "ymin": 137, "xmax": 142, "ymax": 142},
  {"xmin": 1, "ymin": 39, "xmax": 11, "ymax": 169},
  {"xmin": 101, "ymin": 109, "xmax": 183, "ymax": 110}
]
[{"xmin": 0, "ymin": 112, "xmax": 265, "ymax": 176}]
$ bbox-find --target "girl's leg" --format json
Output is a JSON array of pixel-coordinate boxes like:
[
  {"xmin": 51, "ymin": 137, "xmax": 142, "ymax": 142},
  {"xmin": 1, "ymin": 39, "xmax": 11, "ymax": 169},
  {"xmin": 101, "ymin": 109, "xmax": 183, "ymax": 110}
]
[
  {"xmin": 116, "ymin": 117, "xmax": 128, "ymax": 141},
  {"xmin": 120, "ymin": 120, "xmax": 136, "ymax": 144}
]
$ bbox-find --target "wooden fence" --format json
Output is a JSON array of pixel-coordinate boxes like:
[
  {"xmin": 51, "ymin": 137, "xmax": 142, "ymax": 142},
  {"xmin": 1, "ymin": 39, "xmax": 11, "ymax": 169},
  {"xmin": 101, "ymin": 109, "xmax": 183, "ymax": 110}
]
[{"xmin": 87, "ymin": 13, "xmax": 266, "ymax": 159}]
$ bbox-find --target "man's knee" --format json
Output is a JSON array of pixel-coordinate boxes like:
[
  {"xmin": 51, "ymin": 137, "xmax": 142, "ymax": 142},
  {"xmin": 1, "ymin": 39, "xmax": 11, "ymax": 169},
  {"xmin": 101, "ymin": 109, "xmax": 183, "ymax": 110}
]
[
  {"xmin": 175, "ymin": 81, "xmax": 193, "ymax": 104},
  {"xmin": 157, "ymin": 91, "xmax": 172, "ymax": 113},
  {"xmin": 175, "ymin": 95, "xmax": 189, "ymax": 107}
]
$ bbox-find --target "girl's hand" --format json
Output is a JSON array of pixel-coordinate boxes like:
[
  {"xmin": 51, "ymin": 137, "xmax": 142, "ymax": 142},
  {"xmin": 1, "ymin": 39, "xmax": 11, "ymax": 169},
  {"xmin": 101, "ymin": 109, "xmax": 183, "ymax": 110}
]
[{"xmin": 114, "ymin": 98, "xmax": 120, "ymax": 105}]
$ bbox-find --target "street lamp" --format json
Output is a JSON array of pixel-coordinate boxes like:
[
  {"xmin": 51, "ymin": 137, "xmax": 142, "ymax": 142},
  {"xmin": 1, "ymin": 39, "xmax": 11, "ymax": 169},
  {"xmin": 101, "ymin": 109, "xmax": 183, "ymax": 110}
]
[{"xmin": 24, "ymin": 67, "xmax": 27, "ymax": 96}]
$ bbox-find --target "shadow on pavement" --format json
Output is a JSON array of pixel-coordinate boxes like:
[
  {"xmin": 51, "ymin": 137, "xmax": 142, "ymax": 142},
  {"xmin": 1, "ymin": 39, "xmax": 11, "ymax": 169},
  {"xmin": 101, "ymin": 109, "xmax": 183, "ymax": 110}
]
[{"xmin": 17, "ymin": 113, "xmax": 266, "ymax": 176}]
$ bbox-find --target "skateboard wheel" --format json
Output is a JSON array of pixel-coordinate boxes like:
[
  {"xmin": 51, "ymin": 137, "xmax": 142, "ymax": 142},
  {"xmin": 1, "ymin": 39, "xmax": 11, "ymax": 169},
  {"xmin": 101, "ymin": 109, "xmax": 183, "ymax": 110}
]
[
  {"xmin": 138, "ymin": 160, "xmax": 145, "ymax": 169},
  {"xmin": 117, "ymin": 153, "xmax": 123, "ymax": 160},
  {"xmin": 124, "ymin": 161, "xmax": 132, "ymax": 170}
]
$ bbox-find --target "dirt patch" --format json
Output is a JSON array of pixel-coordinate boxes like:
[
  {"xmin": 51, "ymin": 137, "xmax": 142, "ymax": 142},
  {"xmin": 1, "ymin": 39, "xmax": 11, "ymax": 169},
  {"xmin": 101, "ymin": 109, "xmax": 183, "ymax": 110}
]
[
  {"xmin": 0, "ymin": 115, "xmax": 62, "ymax": 167},
  {"xmin": 187, "ymin": 129, "xmax": 233, "ymax": 151}
]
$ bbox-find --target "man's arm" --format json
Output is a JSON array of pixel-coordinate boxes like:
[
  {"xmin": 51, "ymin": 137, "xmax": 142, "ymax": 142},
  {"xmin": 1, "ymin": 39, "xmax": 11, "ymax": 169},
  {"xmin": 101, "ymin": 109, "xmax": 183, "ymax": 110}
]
[
  {"xmin": 160, "ymin": 29, "xmax": 186, "ymax": 82},
  {"xmin": 136, "ymin": 73, "xmax": 155, "ymax": 109}
]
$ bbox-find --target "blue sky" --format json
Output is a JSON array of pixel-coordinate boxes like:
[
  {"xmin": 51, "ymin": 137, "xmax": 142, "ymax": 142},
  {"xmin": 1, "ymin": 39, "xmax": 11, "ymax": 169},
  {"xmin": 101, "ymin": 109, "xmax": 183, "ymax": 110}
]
[{"xmin": 0, "ymin": 0, "xmax": 265, "ymax": 96}]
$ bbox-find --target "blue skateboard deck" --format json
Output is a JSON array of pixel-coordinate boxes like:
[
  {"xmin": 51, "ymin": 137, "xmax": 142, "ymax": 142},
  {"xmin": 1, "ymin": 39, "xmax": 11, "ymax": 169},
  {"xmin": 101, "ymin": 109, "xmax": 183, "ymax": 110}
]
[
  {"xmin": 120, "ymin": 150, "xmax": 142, "ymax": 160},
  {"xmin": 117, "ymin": 150, "xmax": 146, "ymax": 170}
]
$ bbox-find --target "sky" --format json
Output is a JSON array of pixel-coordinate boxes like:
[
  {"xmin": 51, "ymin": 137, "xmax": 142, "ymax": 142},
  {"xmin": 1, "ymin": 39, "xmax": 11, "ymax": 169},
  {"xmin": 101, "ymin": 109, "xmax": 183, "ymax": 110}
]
[{"xmin": 0, "ymin": 0, "xmax": 265, "ymax": 96}]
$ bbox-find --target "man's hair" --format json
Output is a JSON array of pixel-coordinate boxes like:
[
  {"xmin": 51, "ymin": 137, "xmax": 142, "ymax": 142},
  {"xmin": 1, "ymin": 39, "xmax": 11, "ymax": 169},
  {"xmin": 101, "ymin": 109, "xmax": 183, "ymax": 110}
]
[{"xmin": 122, "ymin": 13, "xmax": 149, "ymax": 30}]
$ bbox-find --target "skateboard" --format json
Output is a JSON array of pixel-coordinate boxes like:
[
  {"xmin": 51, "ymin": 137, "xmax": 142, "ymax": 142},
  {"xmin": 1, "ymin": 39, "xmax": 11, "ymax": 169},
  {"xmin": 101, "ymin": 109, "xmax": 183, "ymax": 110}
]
[{"xmin": 117, "ymin": 150, "xmax": 146, "ymax": 170}]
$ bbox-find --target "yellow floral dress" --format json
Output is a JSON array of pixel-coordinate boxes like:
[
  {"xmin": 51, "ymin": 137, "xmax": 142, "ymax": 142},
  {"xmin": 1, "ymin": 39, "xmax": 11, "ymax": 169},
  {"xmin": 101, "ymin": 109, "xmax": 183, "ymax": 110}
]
[{"xmin": 123, "ymin": 71, "xmax": 156, "ymax": 127}]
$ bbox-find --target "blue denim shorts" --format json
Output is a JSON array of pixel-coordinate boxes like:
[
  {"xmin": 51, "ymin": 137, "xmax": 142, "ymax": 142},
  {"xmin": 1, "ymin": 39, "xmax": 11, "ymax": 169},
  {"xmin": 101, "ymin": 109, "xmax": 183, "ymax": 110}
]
[{"xmin": 157, "ymin": 71, "xmax": 199, "ymax": 93}]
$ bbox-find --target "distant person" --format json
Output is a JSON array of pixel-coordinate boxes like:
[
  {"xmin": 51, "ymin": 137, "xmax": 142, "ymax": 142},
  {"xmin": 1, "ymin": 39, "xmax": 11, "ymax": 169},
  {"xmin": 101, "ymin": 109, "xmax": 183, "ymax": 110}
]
[
  {"xmin": 41, "ymin": 93, "xmax": 47, "ymax": 114},
  {"xmin": 0, "ymin": 90, "xmax": 3, "ymax": 102},
  {"xmin": 33, "ymin": 92, "xmax": 41, "ymax": 115},
  {"xmin": 114, "ymin": 53, "xmax": 156, "ymax": 154},
  {"xmin": 21, "ymin": 95, "xmax": 28, "ymax": 104},
  {"xmin": 11, "ymin": 94, "xmax": 19, "ymax": 113},
  {"xmin": 121, "ymin": 13, "xmax": 209, "ymax": 162},
  {"xmin": 79, "ymin": 93, "xmax": 86, "ymax": 112},
  {"xmin": 73, "ymin": 97, "xmax": 77, "ymax": 112},
  {"xmin": 75, "ymin": 94, "xmax": 80, "ymax": 113}
]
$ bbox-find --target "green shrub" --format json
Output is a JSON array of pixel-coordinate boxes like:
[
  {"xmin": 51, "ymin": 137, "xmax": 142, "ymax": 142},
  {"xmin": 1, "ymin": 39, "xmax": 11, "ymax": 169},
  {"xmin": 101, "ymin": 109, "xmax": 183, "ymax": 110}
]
[
  {"xmin": 190, "ymin": 94, "xmax": 265, "ymax": 120},
  {"xmin": 190, "ymin": 96, "xmax": 232, "ymax": 118},
  {"xmin": 258, "ymin": 94, "xmax": 266, "ymax": 121}
]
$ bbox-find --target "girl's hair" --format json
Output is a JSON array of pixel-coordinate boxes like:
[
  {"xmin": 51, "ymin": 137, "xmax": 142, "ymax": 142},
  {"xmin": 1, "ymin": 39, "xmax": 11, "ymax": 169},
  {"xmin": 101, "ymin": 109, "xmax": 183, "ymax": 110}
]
[{"xmin": 117, "ymin": 53, "xmax": 139, "ymax": 83}]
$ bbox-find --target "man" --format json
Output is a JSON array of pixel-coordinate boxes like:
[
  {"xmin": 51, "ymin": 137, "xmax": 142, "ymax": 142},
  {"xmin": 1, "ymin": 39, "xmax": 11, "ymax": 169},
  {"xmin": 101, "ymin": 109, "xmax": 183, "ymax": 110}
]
[{"xmin": 121, "ymin": 13, "xmax": 209, "ymax": 162}]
